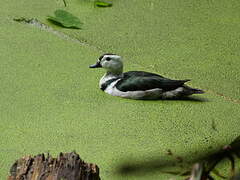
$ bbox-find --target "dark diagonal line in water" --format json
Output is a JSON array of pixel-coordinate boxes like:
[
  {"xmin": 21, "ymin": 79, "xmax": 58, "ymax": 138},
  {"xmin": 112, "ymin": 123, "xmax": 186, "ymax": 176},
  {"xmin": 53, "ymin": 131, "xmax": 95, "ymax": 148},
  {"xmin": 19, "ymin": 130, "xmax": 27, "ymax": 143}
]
[{"xmin": 13, "ymin": 17, "xmax": 104, "ymax": 53}]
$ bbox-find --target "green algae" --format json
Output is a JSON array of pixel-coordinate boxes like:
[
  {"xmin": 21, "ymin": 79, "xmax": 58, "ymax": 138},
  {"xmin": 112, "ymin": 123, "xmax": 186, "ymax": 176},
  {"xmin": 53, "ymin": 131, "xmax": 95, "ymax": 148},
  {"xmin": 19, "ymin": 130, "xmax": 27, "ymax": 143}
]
[{"xmin": 0, "ymin": 0, "xmax": 240, "ymax": 180}]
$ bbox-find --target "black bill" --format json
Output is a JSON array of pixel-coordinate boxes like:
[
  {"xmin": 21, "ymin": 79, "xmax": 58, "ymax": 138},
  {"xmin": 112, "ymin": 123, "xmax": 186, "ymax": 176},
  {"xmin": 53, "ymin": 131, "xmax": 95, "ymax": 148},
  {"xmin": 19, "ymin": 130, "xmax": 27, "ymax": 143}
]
[{"xmin": 89, "ymin": 60, "xmax": 102, "ymax": 68}]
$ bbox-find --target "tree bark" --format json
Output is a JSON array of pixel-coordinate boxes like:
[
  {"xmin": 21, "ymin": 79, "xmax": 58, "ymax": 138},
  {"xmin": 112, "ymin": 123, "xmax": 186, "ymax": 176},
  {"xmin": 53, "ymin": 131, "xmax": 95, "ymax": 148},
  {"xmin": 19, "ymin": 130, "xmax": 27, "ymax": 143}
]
[{"xmin": 8, "ymin": 152, "xmax": 100, "ymax": 180}]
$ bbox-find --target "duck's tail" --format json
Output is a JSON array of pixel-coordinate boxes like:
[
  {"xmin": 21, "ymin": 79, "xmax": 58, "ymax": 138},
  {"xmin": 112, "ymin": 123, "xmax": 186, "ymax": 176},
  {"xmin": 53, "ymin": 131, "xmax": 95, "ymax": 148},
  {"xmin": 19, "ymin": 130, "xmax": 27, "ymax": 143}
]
[
  {"xmin": 191, "ymin": 88, "xmax": 205, "ymax": 94},
  {"xmin": 182, "ymin": 85, "xmax": 205, "ymax": 96}
]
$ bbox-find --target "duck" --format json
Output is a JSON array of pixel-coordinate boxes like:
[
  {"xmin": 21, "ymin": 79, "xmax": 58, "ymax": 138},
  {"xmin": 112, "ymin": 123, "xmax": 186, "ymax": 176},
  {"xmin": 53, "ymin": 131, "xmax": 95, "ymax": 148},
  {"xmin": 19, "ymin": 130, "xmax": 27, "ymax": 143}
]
[{"xmin": 89, "ymin": 54, "xmax": 204, "ymax": 100}]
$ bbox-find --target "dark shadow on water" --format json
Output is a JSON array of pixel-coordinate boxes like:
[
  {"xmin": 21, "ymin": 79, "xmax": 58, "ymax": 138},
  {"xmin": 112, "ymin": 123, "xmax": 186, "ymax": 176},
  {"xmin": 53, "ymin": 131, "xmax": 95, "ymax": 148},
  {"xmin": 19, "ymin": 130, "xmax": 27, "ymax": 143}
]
[
  {"xmin": 115, "ymin": 150, "xmax": 207, "ymax": 176},
  {"xmin": 116, "ymin": 136, "xmax": 240, "ymax": 176},
  {"xmin": 140, "ymin": 96, "xmax": 209, "ymax": 103},
  {"xmin": 47, "ymin": 19, "xmax": 81, "ymax": 29},
  {"xmin": 164, "ymin": 96, "xmax": 209, "ymax": 102},
  {"xmin": 116, "ymin": 158, "xmax": 182, "ymax": 176}
]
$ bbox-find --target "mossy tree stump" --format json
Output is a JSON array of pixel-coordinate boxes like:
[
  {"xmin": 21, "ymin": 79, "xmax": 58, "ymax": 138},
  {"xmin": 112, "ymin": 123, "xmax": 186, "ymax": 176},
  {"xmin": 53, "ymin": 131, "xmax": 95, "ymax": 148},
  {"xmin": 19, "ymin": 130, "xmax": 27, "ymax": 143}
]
[{"xmin": 8, "ymin": 152, "xmax": 100, "ymax": 180}]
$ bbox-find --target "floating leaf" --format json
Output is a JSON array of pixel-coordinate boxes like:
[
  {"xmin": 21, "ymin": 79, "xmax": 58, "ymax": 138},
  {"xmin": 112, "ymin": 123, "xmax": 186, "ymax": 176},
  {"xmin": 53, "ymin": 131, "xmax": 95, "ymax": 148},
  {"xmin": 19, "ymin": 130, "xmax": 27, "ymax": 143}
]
[
  {"xmin": 47, "ymin": 9, "xmax": 83, "ymax": 29},
  {"xmin": 212, "ymin": 169, "xmax": 227, "ymax": 179},
  {"xmin": 94, "ymin": 0, "xmax": 112, "ymax": 7}
]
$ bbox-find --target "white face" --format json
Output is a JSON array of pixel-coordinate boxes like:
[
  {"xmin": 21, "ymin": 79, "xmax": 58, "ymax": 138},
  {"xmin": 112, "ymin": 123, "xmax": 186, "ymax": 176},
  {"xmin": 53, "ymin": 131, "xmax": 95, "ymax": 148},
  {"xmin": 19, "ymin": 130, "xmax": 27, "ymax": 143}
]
[{"xmin": 100, "ymin": 55, "xmax": 123, "ymax": 73}]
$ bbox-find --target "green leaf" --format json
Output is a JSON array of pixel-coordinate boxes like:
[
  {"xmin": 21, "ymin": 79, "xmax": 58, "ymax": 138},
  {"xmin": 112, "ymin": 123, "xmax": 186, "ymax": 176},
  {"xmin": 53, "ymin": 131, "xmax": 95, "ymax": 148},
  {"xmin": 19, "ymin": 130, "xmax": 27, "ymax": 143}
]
[
  {"xmin": 47, "ymin": 9, "xmax": 83, "ymax": 29},
  {"xmin": 94, "ymin": 0, "xmax": 112, "ymax": 7},
  {"xmin": 212, "ymin": 169, "xmax": 227, "ymax": 179}
]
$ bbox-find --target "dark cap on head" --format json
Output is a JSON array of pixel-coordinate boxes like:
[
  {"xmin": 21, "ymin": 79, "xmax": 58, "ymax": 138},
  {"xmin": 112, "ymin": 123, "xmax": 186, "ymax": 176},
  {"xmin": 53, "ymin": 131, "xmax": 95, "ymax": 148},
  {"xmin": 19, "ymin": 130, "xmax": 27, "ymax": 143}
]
[
  {"xmin": 99, "ymin": 53, "xmax": 116, "ymax": 61},
  {"xmin": 89, "ymin": 53, "xmax": 116, "ymax": 68}
]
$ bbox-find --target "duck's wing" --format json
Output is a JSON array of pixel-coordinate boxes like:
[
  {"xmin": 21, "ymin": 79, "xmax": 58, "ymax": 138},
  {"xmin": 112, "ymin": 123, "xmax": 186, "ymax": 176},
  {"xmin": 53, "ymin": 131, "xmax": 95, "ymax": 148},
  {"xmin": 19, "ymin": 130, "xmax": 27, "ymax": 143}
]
[
  {"xmin": 116, "ymin": 71, "xmax": 190, "ymax": 92},
  {"xmin": 123, "ymin": 71, "xmax": 165, "ymax": 78}
]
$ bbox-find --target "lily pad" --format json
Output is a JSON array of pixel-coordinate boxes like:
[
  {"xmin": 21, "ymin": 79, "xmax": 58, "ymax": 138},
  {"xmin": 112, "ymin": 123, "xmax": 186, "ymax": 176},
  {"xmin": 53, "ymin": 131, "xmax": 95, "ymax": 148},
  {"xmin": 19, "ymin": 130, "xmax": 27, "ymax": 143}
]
[
  {"xmin": 47, "ymin": 9, "xmax": 83, "ymax": 29},
  {"xmin": 94, "ymin": 0, "xmax": 112, "ymax": 7}
]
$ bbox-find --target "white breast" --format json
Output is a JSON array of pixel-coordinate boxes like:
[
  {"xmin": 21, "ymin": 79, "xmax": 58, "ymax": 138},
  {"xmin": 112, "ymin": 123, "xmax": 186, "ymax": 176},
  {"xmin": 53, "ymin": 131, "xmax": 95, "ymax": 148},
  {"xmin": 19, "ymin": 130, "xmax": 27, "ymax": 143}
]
[
  {"xmin": 104, "ymin": 80, "xmax": 163, "ymax": 100},
  {"xmin": 99, "ymin": 74, "xmax": 119, "ymax": 89}
]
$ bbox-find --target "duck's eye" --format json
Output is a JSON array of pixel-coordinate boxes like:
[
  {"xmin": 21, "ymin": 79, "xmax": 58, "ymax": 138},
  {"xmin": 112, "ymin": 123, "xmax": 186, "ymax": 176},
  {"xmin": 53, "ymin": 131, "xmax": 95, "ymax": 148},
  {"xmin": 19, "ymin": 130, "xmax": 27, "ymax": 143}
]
[{"xmin": 106, "ymin": 57, "xmax": 111, "ymax": 61}]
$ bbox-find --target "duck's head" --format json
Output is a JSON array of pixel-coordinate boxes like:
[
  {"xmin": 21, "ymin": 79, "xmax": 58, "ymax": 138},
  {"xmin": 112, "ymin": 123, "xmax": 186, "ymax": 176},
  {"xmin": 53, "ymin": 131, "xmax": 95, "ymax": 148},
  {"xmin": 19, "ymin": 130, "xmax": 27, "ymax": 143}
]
[{"xmin": 89, "ymin": 54, "xmax": 123, "ymax": 74}]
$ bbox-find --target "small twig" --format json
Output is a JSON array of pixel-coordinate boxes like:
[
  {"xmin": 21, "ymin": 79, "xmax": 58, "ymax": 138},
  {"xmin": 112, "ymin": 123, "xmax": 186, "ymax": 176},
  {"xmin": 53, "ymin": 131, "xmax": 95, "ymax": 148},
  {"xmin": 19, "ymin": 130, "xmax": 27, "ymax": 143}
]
[
  {"xmin": 63, "ymin": 0, "xmax": 67, "ymax": 7},
  {"xmin": 211, "ymin": 120, "xmax": 217, "ymax": 131},
  {"xmin": 166, "ymin": 149, "xmax": 173, "ymax": 156}
]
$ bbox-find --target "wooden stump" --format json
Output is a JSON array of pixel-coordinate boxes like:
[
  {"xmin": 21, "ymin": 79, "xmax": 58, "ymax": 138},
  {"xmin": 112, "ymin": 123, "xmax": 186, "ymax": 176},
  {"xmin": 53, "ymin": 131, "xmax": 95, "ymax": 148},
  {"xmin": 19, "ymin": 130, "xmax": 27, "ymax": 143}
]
[{"xmin": 8, "ymin": 152, "xmax": 100, "ymax": 180}]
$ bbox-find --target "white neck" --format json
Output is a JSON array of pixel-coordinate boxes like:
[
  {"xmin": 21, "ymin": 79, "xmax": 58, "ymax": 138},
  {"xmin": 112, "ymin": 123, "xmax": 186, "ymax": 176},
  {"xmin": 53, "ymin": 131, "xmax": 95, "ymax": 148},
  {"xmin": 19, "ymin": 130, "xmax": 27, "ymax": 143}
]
[
  {"xmin": 99, "ymin": 72, "xmax": 122, "ymax": 88},
  {"xmin": 106, "ymin": 67, "xmax": 123, "ymax": 75}
]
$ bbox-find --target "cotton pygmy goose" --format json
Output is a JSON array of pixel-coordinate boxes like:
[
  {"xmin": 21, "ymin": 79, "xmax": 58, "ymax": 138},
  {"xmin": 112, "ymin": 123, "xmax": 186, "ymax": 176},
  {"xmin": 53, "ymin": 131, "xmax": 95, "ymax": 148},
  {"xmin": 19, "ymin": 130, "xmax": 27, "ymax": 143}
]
[{"xmin": 89, "ymin": 54, "xmax": 204, "ymax": 100}]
